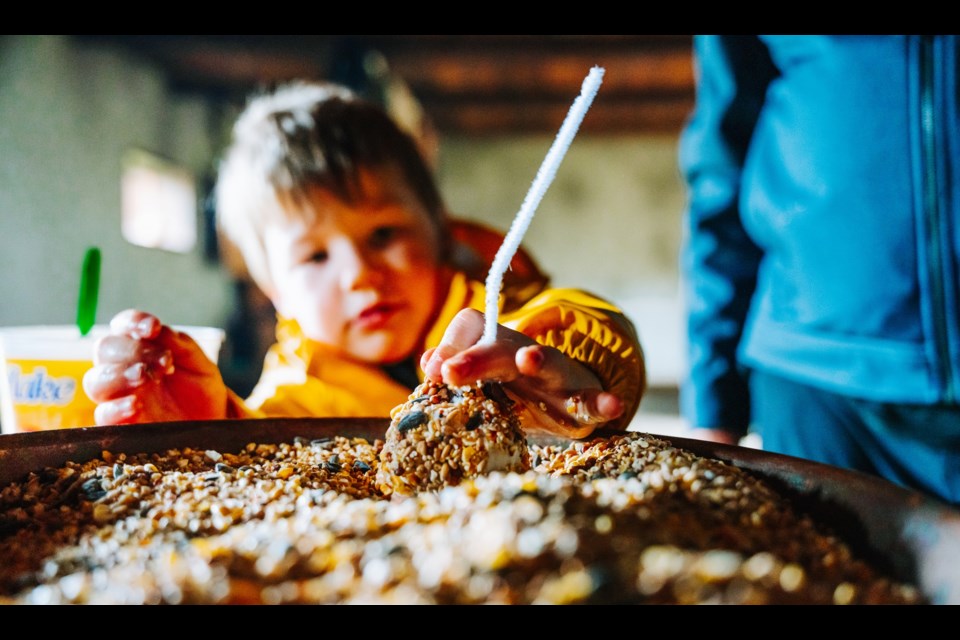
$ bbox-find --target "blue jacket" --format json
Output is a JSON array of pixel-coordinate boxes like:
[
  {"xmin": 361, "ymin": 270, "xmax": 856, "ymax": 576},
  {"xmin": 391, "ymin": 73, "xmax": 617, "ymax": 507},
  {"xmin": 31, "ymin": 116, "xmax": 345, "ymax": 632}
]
[{"xmin": 679, "ymin": 35, "xmax": 960, "ymax": 437}]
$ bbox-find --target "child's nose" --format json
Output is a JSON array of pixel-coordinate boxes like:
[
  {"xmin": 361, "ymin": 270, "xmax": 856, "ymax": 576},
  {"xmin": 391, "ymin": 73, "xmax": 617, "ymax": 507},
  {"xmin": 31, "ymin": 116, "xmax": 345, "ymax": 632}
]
[{"xmin": 338, "ymin": 243, "xmax": 380, "ymax": 290}]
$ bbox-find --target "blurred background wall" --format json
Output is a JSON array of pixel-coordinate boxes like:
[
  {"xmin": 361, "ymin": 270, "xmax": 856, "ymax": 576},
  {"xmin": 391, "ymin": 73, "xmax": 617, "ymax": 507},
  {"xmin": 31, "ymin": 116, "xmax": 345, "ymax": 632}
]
[
  {"xmin": 0, "ymin": 35, "xmax": 234, "ymax": 329},
  {"xmin": 0, "ymin": 35, "xmax": 691, "ymax": 432}
]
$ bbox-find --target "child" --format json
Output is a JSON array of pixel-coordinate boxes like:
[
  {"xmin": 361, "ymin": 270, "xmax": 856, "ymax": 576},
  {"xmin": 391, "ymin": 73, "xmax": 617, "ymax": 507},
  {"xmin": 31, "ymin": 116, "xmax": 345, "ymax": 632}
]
[{"xmin": 83, "ymin": 81, "xmax": 646, "ymax": 439}]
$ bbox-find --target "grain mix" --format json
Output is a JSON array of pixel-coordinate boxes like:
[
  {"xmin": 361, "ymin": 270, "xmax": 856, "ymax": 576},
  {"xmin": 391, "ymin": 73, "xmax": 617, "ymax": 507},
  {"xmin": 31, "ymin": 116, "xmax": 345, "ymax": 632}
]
[
  {"xmin": 0, "ymin": 425, "xmax": 923, "ymax": 604},
  {"xmin": 377, "ymin": 380, "xmax": 530, "ymax": 496}
]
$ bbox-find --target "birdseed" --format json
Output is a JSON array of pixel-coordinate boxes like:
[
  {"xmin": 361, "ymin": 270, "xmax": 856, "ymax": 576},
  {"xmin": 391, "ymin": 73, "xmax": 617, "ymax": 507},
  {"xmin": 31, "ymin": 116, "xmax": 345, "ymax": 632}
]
[{"xmin": 0, "ymin": 431, "xmax": 923, "ymax": 604}]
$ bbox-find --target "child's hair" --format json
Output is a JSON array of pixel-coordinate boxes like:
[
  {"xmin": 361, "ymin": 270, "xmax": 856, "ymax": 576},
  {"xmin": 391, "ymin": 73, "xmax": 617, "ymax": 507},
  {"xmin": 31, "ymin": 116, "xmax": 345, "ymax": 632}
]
[{"xmin": 215, "ymin": 81, "xmax": 449, "ymax": 296}]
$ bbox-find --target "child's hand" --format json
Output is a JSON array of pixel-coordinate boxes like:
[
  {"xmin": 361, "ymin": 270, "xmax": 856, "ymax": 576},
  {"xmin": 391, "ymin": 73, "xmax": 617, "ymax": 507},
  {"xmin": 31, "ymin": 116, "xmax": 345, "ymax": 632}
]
[
  {"xmin": 82, "ymin": 309, "xmax": 228, "ymax": 425},
  {"xmin": 420, "ymin": 308, "xmax": 624, "ymax": 439}
]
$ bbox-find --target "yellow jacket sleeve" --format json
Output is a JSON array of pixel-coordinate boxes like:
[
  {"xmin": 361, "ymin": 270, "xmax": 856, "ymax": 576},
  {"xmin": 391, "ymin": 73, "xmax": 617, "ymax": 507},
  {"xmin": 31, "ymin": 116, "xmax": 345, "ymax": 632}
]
[{"xmin": 500, "ymin": 288, "xmax": 647, "ymax": 432}]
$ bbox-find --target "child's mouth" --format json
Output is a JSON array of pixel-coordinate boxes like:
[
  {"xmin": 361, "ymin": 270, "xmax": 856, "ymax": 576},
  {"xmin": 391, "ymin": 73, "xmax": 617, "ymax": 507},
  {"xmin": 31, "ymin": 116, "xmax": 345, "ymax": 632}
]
[{"xmin": 356, "ymin": 303, "xmax": 400, "ymax": 329}]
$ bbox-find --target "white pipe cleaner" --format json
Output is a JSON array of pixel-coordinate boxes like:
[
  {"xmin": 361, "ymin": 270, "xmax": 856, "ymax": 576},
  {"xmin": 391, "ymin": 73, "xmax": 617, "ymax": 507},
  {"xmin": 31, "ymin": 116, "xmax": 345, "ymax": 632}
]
[{"xmin": 477, "ymin": 66, "xmax": 605, "ymax": 346}]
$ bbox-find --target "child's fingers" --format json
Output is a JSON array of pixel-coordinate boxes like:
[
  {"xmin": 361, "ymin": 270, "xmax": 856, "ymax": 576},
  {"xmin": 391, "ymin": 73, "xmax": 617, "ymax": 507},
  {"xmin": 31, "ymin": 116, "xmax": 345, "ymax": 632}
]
[
  {"xmin": 160, "ymin": 326, "xmax": 216, "ymax": 374},
  {"xmin": 596, "ymin": 392, "xmax": 624, "ymax": 421},
  {"xmin": 109, "ymin": 309, "xmax": 163, "ymax": 340},
  {"xmin": 514, "ymin": 344, "xmax": 578, "ymax": 387},
  {"xmin": 423, "ymin": 309, "xmax": 486, "ymax": 380},
  {"xmin": 565, "ymin": 390, "xmax": 624, "ymax": 424},
  {"xmin": 419, "ymin": 347, "xmax": 437, "ymax": 372},
  {"xmin": 440, "ymin": 346, "xmax": 521, "ymax": 387},
  {"xmin": 95, "ymin": 326, "xmax": 210, "ymax": 381},
  {"xmin": 95, "ymin": 334, "xmax": 173, "ymax": 371},
  {"xmin": 93, "ymin": 395, "xmax": 139, "ymax": 425},
  {"xmin": 515, "ymin": 344, "xmax": 546, "ymax": 375},
  {"xmin": 83, "ymin": 362, "xmax": 151, "ymax": 402}
]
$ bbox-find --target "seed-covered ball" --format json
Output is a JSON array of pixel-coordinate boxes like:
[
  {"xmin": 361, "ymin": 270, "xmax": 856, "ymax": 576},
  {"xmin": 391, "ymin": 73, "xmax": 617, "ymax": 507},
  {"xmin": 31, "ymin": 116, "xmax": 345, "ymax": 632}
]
[{"xmin": 376, "ymin": 379, "xmax": 531, "ymax": 496}]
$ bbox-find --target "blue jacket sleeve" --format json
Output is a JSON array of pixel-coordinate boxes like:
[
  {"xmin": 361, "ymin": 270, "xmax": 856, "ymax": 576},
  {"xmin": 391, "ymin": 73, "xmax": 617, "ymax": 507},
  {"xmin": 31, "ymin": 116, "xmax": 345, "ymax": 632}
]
[{"xmin": 678, "ymin": 35, "xmax": 776, "ymax": 438}]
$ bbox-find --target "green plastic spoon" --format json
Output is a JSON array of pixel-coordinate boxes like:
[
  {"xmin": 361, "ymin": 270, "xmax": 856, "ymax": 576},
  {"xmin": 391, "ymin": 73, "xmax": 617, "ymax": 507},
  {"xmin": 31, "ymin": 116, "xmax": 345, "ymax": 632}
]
[{"xmin": 76, "ymin": 247, "xmax": 101, "ymax": 336}]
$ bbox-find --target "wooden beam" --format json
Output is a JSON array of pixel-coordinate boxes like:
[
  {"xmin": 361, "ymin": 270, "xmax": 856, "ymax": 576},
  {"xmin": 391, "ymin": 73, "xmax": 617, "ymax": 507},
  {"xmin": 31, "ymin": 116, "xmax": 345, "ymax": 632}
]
[
  {"xmin": 389, "ymin": 49, "xmax": 692, "ymax": 96},
  {"xmin": 428, "ymin": 96, "xmax": 694, "ymax": 136},
  {"xmin": 72, "ymin": 35, "xmax": 695, "ymax": 135}
]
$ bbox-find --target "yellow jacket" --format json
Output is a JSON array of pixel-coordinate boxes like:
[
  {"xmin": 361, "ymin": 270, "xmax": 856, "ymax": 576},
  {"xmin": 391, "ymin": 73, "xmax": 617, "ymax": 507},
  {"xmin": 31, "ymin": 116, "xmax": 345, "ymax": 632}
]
[{"xmin": 228, "ymin": 270, "xmax": 646, "ymax": 432}]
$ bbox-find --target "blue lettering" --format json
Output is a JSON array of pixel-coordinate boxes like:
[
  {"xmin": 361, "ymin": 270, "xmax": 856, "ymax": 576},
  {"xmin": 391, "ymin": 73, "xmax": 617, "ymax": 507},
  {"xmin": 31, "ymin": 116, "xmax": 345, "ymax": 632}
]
[{"xmin": 6, "ymin": 365, "xmax": 77, "ymax": 406}]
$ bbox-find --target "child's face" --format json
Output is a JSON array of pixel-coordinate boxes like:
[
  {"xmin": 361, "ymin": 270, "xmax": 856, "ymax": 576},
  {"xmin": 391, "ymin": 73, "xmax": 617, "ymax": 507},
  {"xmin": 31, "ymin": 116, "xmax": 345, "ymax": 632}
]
[{"xmin": 263, "ymin": 165, "xmax": 444, "ymax": 365}]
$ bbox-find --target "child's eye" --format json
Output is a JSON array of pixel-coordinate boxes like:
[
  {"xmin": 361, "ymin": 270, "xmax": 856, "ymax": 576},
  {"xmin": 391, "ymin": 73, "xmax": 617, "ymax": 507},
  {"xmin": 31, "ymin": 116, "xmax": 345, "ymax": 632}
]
[{"xmin": 369, "ymin": 226, "xmax": 399, "ymax": 248}]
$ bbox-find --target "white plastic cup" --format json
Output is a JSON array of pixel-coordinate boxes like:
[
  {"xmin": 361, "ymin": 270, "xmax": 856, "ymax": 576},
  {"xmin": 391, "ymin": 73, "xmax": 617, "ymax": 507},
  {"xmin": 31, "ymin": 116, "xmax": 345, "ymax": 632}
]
[{"xmin": 0, "ymin": 324, "xmax": 225, "ymax": 434}]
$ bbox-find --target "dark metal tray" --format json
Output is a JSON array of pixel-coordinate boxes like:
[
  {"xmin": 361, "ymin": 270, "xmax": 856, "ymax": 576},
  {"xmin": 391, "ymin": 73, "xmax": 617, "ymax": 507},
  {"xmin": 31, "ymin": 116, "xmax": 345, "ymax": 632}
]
[{"xmin": 1, "ymin": 418, "xmax": 958, "ymax": 604}]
